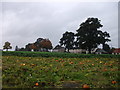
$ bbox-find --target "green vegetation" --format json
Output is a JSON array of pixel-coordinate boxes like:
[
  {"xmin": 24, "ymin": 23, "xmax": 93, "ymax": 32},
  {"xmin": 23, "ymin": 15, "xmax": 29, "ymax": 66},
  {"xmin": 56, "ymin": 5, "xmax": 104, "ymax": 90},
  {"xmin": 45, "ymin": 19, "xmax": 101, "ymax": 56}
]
[
  {"xmin": 2, "ymin": 52, "xmax": 120, "ymax": 88},
  {"xmin": 3, "ymin": 42, "xmax": 12, "ymax": 51},
  {"xmin": 60, "ymin": 17, "xmax": 111, "ymax": 53},
  {"xmin": 2, "ymin": 51, "xmax": 120, "ymax": 58}
]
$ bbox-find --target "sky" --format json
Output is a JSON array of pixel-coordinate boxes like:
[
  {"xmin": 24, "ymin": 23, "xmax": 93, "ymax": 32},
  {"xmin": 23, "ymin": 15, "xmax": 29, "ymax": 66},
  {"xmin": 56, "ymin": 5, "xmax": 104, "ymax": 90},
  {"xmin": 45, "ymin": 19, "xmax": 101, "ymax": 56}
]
[{"xmin": 0, "ymin": 0, "xmax": 119, "ymax": 51}]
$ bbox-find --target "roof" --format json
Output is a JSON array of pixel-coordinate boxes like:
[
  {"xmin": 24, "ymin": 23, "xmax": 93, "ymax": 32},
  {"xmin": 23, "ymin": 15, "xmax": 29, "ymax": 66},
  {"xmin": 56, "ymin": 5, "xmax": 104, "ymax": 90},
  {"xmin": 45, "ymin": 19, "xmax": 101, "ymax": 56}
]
[
  {"xmin": 112, "ymin": 48, "xmax": 120, "ymax": 53},
  {"xmin": 54, "ymin": 45, "xmax": 64, "ymax": 49},
  {"xmin": 53, "ymin": 47, "xmax": 65, "ymax": 50},
  {"xmin": 96, "ymin": 49, "xmax": 107, "ymax": 53}
]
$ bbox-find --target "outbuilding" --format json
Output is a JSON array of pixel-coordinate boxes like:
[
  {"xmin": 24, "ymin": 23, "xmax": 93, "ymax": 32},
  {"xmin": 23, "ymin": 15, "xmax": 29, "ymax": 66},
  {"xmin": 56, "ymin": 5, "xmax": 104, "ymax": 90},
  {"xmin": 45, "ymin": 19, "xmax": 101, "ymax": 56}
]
[{"xmin": 112, "ymin": 48, "xmax": 120, "ymax": 55}]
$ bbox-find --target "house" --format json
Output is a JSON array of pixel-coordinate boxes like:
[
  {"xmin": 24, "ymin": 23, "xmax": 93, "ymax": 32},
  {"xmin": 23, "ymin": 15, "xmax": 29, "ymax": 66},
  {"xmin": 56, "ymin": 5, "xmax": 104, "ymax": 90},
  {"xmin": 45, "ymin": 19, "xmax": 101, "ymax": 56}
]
[
  {"xmin": 69, "ymin": 49, "xmax": 88, "ymax": 54},
  {"xmin": 52, "ymin": 47, "xmax": 65, "ymax": 52},
  {"xmin": 112, "ymin": 48, "xmax": 120, "ymax": 55},
  {"xmin": 69, "ymin": 48, "xmax": 107, "ymax": 54},
  {"xmin": 52, "ymin": 45, "xmax": 65, "ymax": 52}
]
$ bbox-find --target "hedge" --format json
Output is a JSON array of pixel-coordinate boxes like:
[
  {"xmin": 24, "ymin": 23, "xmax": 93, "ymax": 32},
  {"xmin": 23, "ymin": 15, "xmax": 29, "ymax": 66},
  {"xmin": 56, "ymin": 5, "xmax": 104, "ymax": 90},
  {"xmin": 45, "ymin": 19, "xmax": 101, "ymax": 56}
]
[{"xmin": 2, "ymin": 51, "xmax": 120, "ymax": 58}]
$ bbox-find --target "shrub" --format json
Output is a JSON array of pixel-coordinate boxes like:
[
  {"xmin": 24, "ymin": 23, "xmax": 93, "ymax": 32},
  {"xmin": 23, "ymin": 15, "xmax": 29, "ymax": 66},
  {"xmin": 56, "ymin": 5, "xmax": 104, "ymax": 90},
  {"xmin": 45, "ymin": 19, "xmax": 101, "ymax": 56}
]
[{"xmin": 2, "ymin": 51, "xmax": 120, "ymax": 58}]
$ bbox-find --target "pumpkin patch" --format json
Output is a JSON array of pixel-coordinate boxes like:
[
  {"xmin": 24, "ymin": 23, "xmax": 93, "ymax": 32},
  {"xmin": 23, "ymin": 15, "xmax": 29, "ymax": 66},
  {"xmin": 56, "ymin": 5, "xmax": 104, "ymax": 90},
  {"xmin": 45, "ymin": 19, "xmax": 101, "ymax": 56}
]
[{"xmin": 2, "ymin": 52, "xmax": 120, "ymax": 88}]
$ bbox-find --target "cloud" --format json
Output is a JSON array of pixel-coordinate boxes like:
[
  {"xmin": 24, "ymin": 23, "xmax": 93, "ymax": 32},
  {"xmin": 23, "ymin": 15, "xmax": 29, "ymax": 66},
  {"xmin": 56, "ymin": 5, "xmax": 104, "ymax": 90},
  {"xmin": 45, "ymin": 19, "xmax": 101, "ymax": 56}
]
[{"xmin": 1, "ymin": 2, "xmax": 118, "ymax": 50}]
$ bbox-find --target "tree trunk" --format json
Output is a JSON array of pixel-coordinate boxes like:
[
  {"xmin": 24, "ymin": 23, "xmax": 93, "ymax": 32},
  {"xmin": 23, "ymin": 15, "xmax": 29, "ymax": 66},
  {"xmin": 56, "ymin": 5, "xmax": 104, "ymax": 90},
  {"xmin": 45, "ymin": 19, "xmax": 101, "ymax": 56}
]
[
  {"xmin": 67, "ymin": 48, "xmax": 70, "ymax": 53},
  {"xmin": 102, "ymin": 43, "xmax": 105, "ymax": 49},
  {"xmin": 64, "ymin": 48, "xmax": 67, "ymax": 52},
  {"xmin": 88, "ymin": 47, "xmax": 91, "ymax": 54}
]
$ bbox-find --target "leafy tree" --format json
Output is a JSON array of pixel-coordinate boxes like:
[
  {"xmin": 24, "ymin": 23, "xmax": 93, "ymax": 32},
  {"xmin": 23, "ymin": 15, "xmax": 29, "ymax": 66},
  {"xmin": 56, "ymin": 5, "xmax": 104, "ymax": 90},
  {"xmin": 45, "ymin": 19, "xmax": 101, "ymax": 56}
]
[
  {"xmin": 59, "ymin": 31, "xmax": 75, "ymax": 52},
  {"xmin": 40, "ymin": 39, "xmax": 53, "ymax": 51},
  {"xmin": 3, "ymin": 42, "xmax": 12, "ymax": 51},
  {"xmin": 25, "ymin": 43, "xmax": 32, "ymax": 51},
  {"xmin": 24, "ymin": 38, "xmax": 53, "ymax": 52},
  {"xmin": 29, "ymin": 43, "xmax": 37, "ymax": 51},
  {"xmin": 76, "ymin": 17, "xmax": 111, "ymax": 53},
  {"xmin": 96, "ymin": 31, "xmax": 111, "ymax": 47},
  {"xmin": 34, "ymin": 38, "xmax": 44, "ymax": 51}
]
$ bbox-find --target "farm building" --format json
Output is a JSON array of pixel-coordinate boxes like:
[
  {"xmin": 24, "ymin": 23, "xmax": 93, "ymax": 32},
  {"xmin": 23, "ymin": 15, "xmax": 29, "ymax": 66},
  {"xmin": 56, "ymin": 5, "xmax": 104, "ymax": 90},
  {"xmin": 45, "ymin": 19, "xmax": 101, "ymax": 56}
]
[
  {"xmin": 112, "ymin": 48, "xmax": 120, "ymax": 55},
  {"xmin": 52, "ymin": 46, "xmax": 109, "ymax": 54},
  {"xmin": 92, "ymin": 48, "xmax": 108, "ymax": 54},
  {"xmin": 52, "ymin": 45, "xmax": 65, "ymax": 52},
  {"xmin": 69, "ymin": 48, "xmax": 107, "ymax": 54},
  {"xmin": 69, "ymin": 49, "xmax": 88, "ymax": 54}
]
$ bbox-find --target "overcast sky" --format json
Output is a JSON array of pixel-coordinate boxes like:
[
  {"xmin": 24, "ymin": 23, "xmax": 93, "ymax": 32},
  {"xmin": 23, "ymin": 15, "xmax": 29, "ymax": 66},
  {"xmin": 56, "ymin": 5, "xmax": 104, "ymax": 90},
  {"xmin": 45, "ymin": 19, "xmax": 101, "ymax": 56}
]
[{"xmin": 0, "ymin": 1, "xmax": 119, "ymax": 50}]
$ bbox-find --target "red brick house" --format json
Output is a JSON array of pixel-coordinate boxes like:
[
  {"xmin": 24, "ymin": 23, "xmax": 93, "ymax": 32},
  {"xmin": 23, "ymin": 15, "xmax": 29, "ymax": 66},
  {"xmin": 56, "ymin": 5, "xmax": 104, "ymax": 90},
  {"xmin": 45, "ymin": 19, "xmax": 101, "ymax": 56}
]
[{"xmin": 112, "ymin": 48, "xmax": 120, "ymax": 54}]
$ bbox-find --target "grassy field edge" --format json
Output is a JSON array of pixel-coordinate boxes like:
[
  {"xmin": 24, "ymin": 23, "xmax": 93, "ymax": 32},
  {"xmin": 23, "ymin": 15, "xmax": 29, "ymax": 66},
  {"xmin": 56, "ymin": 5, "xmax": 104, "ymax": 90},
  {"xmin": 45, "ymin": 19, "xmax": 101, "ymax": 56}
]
[{"xmin": 2, "ymin": 51, "xmax": 120, "ymax": 58}]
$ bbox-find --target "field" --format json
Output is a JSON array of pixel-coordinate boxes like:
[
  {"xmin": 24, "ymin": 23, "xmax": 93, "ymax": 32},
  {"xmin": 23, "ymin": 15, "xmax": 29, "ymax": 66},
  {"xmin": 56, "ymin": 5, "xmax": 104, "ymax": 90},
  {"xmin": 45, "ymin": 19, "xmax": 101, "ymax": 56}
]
[{"xmin": 2, "ymin": 51, "xmax": 120, "ymax": 88}]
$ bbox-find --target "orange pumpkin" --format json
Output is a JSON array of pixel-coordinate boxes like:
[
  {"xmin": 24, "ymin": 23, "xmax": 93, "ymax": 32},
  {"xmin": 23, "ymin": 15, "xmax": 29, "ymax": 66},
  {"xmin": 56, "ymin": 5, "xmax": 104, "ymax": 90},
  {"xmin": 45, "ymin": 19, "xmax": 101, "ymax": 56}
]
[
  {"xmin": 56, "ymin": 60, "xmax": 59, "ymax": 62},
  {"xmin": 112, "ymin": 81, "xmax": 117, "ymax": 84},
  {"xmin": 83, "ymin": 84, "xmax": 90, "ymax": 88},
  {"xmin": 35, "ymin": 83, "xmax": 39, "ymax": 86},
  {"xmin": 69, "ymin": 62, "xmax": 74, "ymax": 64},
  {"xmin": 31, "ymin": 64, "xmax": 35, "ymax": 66},
  {"xmin": 79, "ymin": 62, "xmax": 84, "ymax": 65},
  {"xmin": 103, "ymin": 68, "xmax": 107, "ymax": 71}
]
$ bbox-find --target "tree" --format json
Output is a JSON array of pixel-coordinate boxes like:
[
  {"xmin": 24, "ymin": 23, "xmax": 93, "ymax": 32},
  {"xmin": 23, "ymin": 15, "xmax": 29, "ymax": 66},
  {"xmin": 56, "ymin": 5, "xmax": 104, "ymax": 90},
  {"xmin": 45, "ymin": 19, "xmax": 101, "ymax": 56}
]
[
  {"xmin": 59, "ymin": 31, "xmax": 75, "ymax": 52},
  {"xmin": 3, "ymin": 42, "xmax": 12, "ymax": 51},
  {"xmin": 24, "ymin": 38, "xmax": 53, "ymax": 52},
  {"xmin": 98, "ymin": 31, "xmax": 111, "ymax": 48},
  {"xmin": 25, "ymin": 43, "xmax": 32, "ymax": 51},
  {"xmin": 40, "ymin": 39, "xmax": 53, "ymax": 51},
  {"xmin": 29, "ymin": 43, "xmax": 37, "ymax": 51},
  {"xmin": 76, "ymin": 17, "xmax": 111, "ymax": 53},
  {"xmin": 34, "ymin": 38, "xmax": 44, "ymax": 51},
  {"xmin": 15, "ymin": 46, "xmax": 19, "ymax": 51}
]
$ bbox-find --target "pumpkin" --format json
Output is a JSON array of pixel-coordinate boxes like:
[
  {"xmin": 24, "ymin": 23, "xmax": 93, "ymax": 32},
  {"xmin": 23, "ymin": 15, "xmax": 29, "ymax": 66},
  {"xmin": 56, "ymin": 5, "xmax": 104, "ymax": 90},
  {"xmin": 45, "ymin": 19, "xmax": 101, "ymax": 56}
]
[
  {"xmin": 112, "ymin": 81, "xmax": 117, "ymax": 84},
  {"xmin": 35, "ymin": 83, "xmax": 39, "ymax": 86},
  {"xmin": 83, "ymin": 84, "xmax": 90, "ymax": 88}
]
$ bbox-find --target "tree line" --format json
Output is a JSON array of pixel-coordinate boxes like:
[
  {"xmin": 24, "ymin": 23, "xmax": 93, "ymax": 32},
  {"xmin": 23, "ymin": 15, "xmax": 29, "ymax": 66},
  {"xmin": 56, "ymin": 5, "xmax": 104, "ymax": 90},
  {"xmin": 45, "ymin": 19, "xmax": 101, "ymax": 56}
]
[
  {"xmin": 15, "ymin": 38, "xmax": 53, "ymax": 52},
  {"xmin": 3, "ymin": 38, "xmax": 53, "ymax": 52},
  {"xmin": 3, "ymin": 17, "xmax": 111, "ymax": 54}
]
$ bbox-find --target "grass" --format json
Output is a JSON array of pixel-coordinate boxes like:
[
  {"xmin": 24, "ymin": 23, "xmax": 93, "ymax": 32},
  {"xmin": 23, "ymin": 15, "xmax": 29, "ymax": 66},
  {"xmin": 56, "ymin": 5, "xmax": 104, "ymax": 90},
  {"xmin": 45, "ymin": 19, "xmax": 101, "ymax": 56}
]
[{"xmin": 2, "ymin": 54, "xmax": 120, "ymax": 88}]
